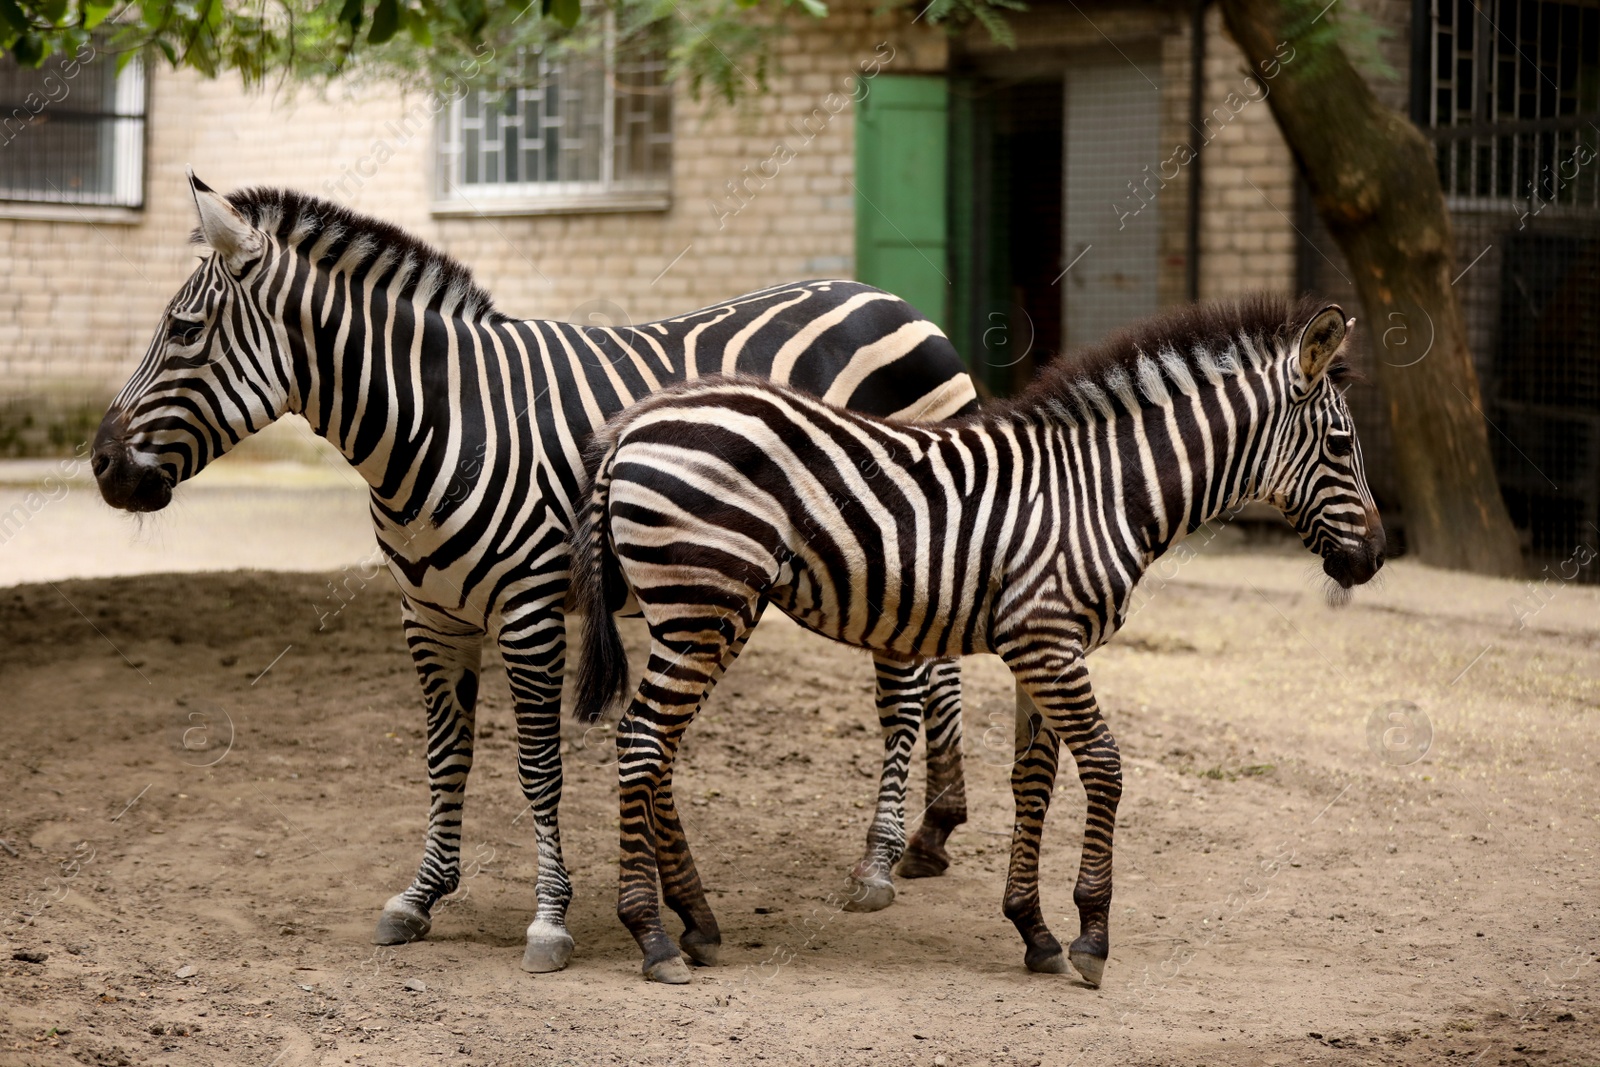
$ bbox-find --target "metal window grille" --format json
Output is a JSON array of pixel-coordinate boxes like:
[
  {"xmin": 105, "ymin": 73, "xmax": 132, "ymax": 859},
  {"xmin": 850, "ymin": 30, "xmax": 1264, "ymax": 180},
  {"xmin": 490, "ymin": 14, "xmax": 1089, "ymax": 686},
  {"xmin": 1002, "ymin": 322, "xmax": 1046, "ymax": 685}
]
[
  {"xmin": 1301, "ymin": 0, "xmax": 1600, "ymax": 569},
  {"xmin": 1425, "ymin": 0, "xmax": 1600, "ymax": 208},
  {"xmin": 1421, "ymin": 0, "xmax": 1600, "ymax": 567},
  {"xmin": 0, "ymin": 46, "xmax": 146, "ymax": 209},
  {"xmin": 435, "ymin": 26, "xmax": 671, "ymax": 210}
]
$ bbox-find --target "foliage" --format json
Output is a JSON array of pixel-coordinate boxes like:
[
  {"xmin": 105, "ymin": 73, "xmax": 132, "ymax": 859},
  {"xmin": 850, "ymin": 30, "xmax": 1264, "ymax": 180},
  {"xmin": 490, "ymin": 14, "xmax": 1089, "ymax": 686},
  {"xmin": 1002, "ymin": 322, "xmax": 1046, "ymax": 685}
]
[
  {"xmin": 1276, "ymin": 0, "xmax": 1397, "ymax": 84},
  {"xmin": 902, "ymin": 0, "xmax": 1025, "ymax": 49},
  {"xmin": 0, "ymin": 0, "xmax": 1023, "ymax": 101}
]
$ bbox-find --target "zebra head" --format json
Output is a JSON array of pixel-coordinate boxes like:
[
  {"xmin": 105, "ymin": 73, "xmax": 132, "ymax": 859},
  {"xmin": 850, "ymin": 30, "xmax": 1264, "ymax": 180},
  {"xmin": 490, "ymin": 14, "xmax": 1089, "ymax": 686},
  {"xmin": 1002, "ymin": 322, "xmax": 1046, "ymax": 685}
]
[
  {"xmin": 94, "ymin": 171, "xmax": 282, "ymax": 512},
  {"xmin": 1265, "ymin": 305, "xmax": 1385, "ymax": 591}
]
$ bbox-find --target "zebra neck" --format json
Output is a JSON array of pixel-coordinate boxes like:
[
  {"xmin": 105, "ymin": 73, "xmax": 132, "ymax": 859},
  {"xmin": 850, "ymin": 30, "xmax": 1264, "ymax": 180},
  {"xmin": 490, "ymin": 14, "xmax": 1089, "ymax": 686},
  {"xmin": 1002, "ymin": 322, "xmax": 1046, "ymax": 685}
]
[
  {"xmin": 1138, "ymin": 365, "xmax": 1284, "ymax": 561},
  {"xmin": 294, "ymin": 285, "xmax": 501, "ymax": 509},
  {"xmin": 1029, "ymin": 365, "xmax": 1284, "ymax": 570}
]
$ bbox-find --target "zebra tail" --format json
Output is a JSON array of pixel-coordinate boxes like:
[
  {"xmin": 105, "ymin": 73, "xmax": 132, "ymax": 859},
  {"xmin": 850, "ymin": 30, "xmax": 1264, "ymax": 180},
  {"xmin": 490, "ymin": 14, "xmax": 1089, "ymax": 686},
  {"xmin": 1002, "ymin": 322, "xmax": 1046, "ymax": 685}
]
[{"xmin": 569, "ymin": 436, "xmax": 630, "ymax": 724}]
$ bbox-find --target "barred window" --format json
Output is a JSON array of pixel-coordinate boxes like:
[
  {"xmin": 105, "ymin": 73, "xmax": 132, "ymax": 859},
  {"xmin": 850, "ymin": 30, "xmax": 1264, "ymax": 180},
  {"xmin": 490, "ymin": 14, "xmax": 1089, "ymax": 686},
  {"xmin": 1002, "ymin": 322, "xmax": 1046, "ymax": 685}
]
[
  {"xmin": 1422, "ymin": 0, "xmax": 1600, "ymax": 209},
  {"xmin": 0, "ymin": 44, "xmax": 146, "ymax": 213},
  {"xmin": 434, "ymin": 31, "xmax": 671, "ymax": 215}
]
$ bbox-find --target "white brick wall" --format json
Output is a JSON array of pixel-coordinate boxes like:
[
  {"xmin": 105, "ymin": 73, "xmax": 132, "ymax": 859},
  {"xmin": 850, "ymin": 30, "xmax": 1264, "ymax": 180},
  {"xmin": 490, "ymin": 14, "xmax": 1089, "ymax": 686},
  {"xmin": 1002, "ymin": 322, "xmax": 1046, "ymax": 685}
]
[
  {"xmin": 0, "ymin": 0, "xmax": 1414, "ymax": 428},
  {"xmin": 1196, "ymin": 4, "xmax": 1299, "ymax": 301},
  {"xmin": 0, "ymin": 0, "xmax": 940, "ymax": 406}
]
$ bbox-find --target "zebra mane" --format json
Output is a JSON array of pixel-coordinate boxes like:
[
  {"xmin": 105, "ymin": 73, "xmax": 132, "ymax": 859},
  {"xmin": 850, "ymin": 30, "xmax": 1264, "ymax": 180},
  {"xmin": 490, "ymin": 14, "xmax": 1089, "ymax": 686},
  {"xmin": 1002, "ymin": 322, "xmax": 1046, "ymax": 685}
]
[
  {"xmin": 194, "ymin": 187, "xmax": 499, "ymax": 322},
  {"xmin": 1002, "ymin": 293, "xmax": 1335, "ymax": 423}
]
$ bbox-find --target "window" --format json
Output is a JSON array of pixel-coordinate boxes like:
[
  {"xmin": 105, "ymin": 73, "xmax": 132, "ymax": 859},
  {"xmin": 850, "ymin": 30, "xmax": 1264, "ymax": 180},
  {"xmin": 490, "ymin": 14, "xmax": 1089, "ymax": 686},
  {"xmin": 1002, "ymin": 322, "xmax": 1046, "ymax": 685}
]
[
  {"xmin": 1421, "ymin": 0, "xmax": 1600, "ymax": 208},
  {"xmin": 0, "ymin": 43, "xmax": 146, "ymax": 214},
  {"xmin": 434, "ymin": 29, "xmax": 671, "ymax": 215}
]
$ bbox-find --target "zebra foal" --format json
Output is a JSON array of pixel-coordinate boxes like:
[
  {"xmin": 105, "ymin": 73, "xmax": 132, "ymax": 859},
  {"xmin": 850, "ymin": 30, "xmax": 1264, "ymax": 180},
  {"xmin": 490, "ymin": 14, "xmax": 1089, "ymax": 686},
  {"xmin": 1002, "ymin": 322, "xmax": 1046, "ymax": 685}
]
[
  {"xmin": 91, "ymin": 172, "xmax": 977, "ymax": 973},
  {"xmin": 571, "ymin": 295, "xmax": 1385, "ymax": 985}
]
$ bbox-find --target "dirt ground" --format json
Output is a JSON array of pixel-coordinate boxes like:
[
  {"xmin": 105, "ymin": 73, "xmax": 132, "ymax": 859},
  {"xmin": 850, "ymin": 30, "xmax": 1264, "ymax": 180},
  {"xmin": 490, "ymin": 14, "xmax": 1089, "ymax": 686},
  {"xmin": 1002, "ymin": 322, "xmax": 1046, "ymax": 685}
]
[{"xmin": 1, "ymin": 532, "xmax": 1597, "ymax": 1067}]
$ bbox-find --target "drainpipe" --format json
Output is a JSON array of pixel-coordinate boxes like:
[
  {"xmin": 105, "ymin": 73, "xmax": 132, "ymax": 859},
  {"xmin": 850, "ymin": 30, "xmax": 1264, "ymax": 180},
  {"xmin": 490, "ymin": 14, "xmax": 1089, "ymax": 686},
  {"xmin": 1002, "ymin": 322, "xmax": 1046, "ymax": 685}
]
[
  {"xmin": 1409, "ymin": 0, "xmax": 1432, "ymax": 125},
  {"xmin": 1186, "ymin": 0, "xmax": 1210, "ymax": 303}
]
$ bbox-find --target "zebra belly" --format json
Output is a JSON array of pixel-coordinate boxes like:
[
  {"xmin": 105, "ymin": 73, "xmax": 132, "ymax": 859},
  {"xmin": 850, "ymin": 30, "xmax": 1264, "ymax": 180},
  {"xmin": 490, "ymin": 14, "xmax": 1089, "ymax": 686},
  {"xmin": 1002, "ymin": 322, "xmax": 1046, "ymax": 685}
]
[{"xmin": 764, "ymin": 561, "xmax": 979, "ymax": 663}]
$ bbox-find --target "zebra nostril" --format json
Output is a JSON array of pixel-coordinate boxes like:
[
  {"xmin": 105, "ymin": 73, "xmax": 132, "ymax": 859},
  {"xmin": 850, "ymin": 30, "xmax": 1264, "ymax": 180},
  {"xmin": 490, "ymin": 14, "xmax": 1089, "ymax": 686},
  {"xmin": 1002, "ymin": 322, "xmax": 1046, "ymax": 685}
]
[{"xmin": 91, "ymin": 452, "xmax": 112, "ymax": 478}]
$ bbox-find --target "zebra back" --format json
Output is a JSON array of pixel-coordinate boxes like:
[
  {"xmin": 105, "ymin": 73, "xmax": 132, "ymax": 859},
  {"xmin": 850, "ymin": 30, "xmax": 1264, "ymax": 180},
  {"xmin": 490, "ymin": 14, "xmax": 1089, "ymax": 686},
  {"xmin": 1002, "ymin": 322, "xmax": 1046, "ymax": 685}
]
[
  {"xmin": 575, "ymin": 296, "xmax": 1385, "ymax": 673},
  {"xmin": 97, "ymin": 184, "xmax": 978, "ymax": 622}
]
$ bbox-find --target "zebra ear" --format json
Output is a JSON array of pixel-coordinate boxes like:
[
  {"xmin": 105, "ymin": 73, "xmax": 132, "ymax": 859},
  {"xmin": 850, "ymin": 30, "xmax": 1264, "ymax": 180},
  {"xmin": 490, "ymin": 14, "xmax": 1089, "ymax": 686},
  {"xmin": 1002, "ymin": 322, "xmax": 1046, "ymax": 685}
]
[
  {"xmin": 187, "ymin": 167, "xmax": 263, "ymax": 271},
  {"xmin": 1296, "ymin": 305, "xmax": 1347, "ymax": 386}
]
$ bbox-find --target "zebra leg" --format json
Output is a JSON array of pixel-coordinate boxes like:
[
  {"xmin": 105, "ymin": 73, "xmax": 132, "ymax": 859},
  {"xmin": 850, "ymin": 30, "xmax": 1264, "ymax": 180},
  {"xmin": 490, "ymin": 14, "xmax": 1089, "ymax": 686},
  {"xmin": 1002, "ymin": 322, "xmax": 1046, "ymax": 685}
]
[
  {"xmin": 842, "ymin": 656, "xmax": 927, "ymax": 912},
  {"xmin": 650, "ymin": 604, "xmax": 762, "ymax": 965},
  {"xmin": 499, "ymin": 605, "xmax": 578, "ymax": 974},
  {"xmin": 374, "ymin": 606, "xmax": 485, "ymax": 946},
  {"xmin": 618, "ymin": 620, "xmax": 753, "ymax": 985},
  {"xmin": 1004, "ymin": 661, "xmax": 1121, "ymax": 987},
  {"xmin": 651, "ymin": 761, "xmax": 722, "ymax": 966},
  {"xmin": 997, "ymin": 680, "xmax": 1066, "ymax": 975},
  {"xmin": 898, "ymin": 658, "xmax": 968, "ymax": 879}
]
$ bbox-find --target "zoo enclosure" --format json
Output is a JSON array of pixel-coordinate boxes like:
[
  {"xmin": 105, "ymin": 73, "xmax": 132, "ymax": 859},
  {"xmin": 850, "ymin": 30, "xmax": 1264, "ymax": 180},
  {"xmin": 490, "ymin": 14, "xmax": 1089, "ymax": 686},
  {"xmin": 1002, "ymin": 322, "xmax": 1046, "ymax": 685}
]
[{"xmin": 1301, "ymin": 0, "xmax": 1600, "ymax": 572}]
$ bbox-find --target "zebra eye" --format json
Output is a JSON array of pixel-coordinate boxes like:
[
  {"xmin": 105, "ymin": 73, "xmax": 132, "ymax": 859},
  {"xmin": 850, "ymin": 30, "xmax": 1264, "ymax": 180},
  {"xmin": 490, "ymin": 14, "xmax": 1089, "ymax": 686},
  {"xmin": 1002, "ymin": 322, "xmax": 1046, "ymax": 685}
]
[
  {"xmin": 166, "ymin": 318, "xmax": 205, "ymax": 347},
  {"xmin": 1326, "ymin": 434, "xmax": 1353, "ymax": 458}
]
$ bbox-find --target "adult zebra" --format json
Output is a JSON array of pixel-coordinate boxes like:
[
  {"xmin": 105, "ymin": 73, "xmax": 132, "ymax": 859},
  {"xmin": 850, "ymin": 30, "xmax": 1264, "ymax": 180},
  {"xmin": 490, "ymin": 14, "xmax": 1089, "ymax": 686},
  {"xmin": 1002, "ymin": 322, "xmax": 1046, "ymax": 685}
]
[
  {"xmin": 571, "ymin": 295, "xmax": 1385, "ymax": 985},
  {"xmin": 91, "ymin": 172, "xmax": 978, "ymax": 972}
]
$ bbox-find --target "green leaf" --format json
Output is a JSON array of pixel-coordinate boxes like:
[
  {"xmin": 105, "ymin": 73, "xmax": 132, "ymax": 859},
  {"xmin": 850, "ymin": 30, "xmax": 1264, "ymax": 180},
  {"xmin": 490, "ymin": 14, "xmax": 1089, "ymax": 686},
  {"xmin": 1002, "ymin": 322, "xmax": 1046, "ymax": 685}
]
[
  {"xmin": 0, "ymin": 0, "xmax": 29, "ymax": 34},
  {"xmin": 11, "ymin": 31, "xmax": 42, "ymax": 64},
  {"xmin": 793, "ymin": 0, "xmax": 827, "ymax": 16},
  {"xmin": 547, "ymin": 0, "xmax": 579, "ymax": 28},
  {"xmin": 83, "ymin": 1, "xmax": 115, "ymax": 30},
  {"xmin": 403, "ymin": 8, "xmax": 432, "ymax": 45},
  {"xmin": 338, "ymin": 0, "xmax": 363, "ymax": 33},
  {"xmin": 970, "ymin": 1, "xmax": 1014, "ymax": 47},
  {"xmin": 39, "ymin": 0, "xmax": 67, "ymax": 26},
  {"xmin": 368, "ymin": 0, "xmax": 401, "ymax": 43}
]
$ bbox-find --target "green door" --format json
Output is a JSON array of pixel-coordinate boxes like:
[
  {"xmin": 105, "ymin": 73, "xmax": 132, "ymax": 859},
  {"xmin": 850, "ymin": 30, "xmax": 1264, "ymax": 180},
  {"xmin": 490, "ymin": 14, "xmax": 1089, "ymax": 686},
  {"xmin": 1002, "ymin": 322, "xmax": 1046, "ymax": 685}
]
[{"xmin": 854, "ymin": 76, "xmax": 949, "ymax": 331}]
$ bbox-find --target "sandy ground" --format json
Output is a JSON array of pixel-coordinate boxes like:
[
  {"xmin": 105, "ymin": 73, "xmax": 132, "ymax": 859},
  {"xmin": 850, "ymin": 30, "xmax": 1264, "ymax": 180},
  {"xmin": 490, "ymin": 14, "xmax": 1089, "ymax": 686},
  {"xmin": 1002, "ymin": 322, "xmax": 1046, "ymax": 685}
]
[
  {"xmin": 1, "ymin": 528, "xmax": 1598, "ymax": 1066},
  {"xmin": 0, "ymin": 423, "xmax": 372, "ymax": 587}
]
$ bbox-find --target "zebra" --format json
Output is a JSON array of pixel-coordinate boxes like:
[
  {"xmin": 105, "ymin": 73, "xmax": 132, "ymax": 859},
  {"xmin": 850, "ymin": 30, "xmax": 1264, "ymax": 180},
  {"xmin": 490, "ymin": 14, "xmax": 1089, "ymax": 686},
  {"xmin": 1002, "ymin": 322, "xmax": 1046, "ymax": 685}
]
[
  {"xmin": 569, "ymin": 294, "xmax": 1385, "ymax": 985},
  {"xmin": 90, "ymin": 171, "xmax": 980, "ymax": 973}
]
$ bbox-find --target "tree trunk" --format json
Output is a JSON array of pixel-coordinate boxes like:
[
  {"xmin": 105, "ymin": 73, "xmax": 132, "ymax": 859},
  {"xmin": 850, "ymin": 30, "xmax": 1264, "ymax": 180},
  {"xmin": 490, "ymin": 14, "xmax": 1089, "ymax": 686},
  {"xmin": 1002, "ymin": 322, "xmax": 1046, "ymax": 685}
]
[{"xmin": 1217, "ymin": 0, "xmax": 1524, "ymax": 577}]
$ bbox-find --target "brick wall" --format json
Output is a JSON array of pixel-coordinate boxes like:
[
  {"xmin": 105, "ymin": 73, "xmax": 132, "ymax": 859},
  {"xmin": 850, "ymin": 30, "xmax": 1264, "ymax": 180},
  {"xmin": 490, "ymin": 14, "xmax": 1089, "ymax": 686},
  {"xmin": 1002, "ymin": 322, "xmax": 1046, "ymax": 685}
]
[
  {"xmin": 0, "ymin": 0, "xmax": 1419, "ymax": 453},
  {"xmin": 1195, "ymin": 5, "xmax": 1299, "ymax": 301},
  {"xmin": 0, "ymin": 1, "xmax": 941, "ymax": 438},
  {"xmin": 949, "ymin": 2, "xmax": 1311, "ymax": 310},
  {"xmin": 1195, "ymin": 0, "xmax": 1415, "ymax": 301}
]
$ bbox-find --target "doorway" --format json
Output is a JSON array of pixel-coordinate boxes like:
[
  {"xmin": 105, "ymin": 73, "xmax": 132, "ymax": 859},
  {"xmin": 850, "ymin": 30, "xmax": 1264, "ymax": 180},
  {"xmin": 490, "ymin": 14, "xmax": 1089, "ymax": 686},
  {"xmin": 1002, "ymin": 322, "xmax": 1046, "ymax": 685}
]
[{"xmin": 950, "ymin": 49, "xmax": 1163, "ymax": 395}]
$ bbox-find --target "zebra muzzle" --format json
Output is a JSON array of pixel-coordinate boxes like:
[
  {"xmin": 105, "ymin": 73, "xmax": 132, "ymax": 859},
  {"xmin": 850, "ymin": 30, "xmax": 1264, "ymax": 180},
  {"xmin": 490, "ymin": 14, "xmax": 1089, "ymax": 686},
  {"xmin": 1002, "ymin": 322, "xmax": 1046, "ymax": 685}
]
[
  {"xmin": 1323, "ymin": 526, "xmax": 1386, "ymax": 588},
  {"xmin": 92, "ymin": 411, "xmax": 174, "ymax": 513}
]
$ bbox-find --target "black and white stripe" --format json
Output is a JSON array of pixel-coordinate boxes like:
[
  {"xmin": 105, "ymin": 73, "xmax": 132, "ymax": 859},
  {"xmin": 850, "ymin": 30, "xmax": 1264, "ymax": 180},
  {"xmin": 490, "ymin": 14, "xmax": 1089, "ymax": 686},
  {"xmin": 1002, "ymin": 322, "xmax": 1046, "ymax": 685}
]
[
  {"xmin": 570, "ymin": 294, "xmax": 1385, "ymax": 985},
  {"xmin": 92, "ymin": 174, "xmax": 979, "ymax": 972}
]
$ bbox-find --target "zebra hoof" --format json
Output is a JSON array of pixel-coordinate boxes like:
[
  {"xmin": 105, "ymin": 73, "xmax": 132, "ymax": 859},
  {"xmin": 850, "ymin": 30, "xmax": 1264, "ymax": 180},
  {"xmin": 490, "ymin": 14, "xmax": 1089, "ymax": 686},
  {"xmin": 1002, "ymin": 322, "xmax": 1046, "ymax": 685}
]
[
  {"xmin": 521, "ymin": 921, "xmax": 575, "ymax": 974},
  {"xmin": 1025, "ymin": 949, "xmax": 1069, "ymax": 975},
  {"xmin": 1068, "ymin": 949, "xmax": 1106, "ymax": 988},
  {"xmin": 373, "ymin": 895, "xmax": 431, "ymax": 945},
  {"xmin": 680, "ymin": 931, "xmax": 720, "ymax": 967},
  {"xmin": 841, "ymin": 876, "xmax": 896, "ymax": 913},
  {"xmin": 644, "ymin": 954, "xmax": 693, "ymax": 985}
]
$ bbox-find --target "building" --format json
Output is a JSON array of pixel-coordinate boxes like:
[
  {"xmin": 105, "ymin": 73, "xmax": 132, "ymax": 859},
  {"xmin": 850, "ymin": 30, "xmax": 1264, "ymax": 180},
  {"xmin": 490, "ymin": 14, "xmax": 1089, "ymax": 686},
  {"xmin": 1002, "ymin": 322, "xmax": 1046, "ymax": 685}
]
[{"xmin": 2, "ymin": 0, "xmax": 1595, "ymax": 562}]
